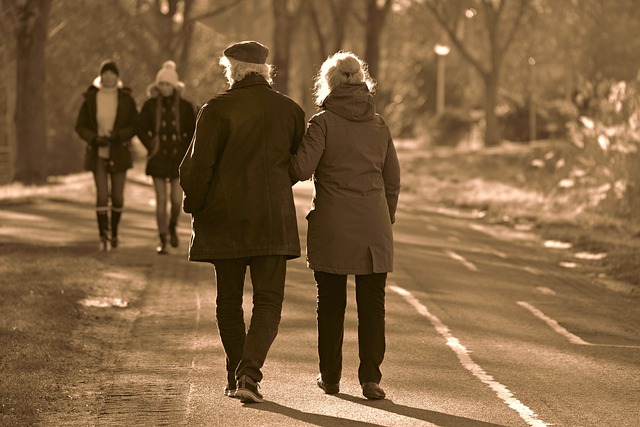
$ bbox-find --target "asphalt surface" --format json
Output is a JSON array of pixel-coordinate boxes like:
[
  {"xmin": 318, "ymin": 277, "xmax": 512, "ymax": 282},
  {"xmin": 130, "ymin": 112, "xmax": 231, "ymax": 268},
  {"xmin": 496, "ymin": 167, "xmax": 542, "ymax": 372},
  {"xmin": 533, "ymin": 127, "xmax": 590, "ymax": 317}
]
[{"xmin": 1, "ymin": 173, "xmax": 638, "ymax": 426}]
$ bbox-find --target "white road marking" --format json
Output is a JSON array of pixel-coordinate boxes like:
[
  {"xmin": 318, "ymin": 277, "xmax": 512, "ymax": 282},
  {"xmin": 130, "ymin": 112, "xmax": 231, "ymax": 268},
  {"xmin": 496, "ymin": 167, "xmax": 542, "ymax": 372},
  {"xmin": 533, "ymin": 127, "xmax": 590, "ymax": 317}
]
[
  {"xmin": 535, "ymin": 287, "xmax": 556, "ymax": 296},
  {"xmin": 444, "ymin": 250, "xmax": 478, "ymax": 271},
  {"xmin": 524, "ymin": 266, "xmax": 542, "ymax": 275},
  {"xmin": 517, "ymin": 301, "xmax": 590, "ymax": 345},
  {"xmin": 518, "ymin": 301, "xmax": 640, "ymax": 349},
  {"xmin": 390, "ymin": 284, "xmax": 549, "ymax": 427},
  {"xmin": 469, "ymin": 246, "xmax": 508, "ymax": 259}
]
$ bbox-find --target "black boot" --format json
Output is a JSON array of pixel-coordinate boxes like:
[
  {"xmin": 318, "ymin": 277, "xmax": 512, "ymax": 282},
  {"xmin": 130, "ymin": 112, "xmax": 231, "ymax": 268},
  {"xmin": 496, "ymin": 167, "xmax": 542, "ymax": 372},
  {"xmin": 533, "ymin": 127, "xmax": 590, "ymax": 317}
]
[
  {"xmin": 156, "ymin": 233, "xmax": 169, "ymax": 254},
  {"xmin": 169, "ymin": 220, "xmax": 179, "ymax": 248},
  {"xmin": 111, "ymin": 209, "xmax": 122, "ymax": 249},
  {"xmin": 96, "ymin": 211, "xmax": 110, "ymax": 252}
]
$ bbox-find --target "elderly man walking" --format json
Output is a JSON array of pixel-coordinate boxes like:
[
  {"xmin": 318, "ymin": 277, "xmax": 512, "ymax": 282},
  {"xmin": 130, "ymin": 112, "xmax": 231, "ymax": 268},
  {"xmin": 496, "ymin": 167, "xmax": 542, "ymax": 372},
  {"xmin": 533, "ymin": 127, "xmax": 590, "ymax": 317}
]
[{"xmin": 179, "ymin": 41, "xmax": 305, "ymax": 403}]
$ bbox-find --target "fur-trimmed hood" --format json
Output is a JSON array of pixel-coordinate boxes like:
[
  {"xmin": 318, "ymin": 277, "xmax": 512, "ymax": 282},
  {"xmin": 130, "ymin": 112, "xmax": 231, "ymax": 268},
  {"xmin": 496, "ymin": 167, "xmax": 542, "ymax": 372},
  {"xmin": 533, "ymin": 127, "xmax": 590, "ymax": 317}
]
[{"xmin": 82, "ymin": 78, "xmax": 132, "ymax": 98}]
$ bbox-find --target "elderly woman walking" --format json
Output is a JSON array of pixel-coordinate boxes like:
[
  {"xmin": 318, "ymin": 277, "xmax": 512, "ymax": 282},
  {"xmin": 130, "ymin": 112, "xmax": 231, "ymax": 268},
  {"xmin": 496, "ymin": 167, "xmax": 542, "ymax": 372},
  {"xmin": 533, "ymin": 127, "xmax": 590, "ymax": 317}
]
[
  {"xmin": 138, "ymin": 60, "xmax": 196, "ymax": 254},
  {"xmin": 290, "ymin": 51, "xmax": 401, "ymax": 400}
]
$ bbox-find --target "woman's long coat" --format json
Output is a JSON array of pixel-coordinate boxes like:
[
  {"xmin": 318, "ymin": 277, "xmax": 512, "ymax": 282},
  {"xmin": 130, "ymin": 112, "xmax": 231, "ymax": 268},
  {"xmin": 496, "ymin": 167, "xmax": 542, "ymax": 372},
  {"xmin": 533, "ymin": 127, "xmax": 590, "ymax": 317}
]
[
  {"xmin": 179, "ymin": 74, "xmax": 306, "ymax": 262},
  {"xmin": 75, "ymin": 82, "xmax": 138, "ymax": 172},
  {"xmin": 138, "ymin": 92, "xmax": 196, "ymax": 178},
  {"xmin": 289, "ymin": 83, "xmax": 401, "ymax": 275}
]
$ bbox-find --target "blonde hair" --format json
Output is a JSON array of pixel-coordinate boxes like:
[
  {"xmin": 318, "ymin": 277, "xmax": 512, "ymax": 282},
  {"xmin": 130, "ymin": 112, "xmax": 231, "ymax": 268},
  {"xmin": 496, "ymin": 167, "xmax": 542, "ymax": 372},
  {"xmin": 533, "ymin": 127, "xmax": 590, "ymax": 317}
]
[
  {"xmin": 219, "ymin": 56, "xmax": 273, "ymax": 87},
  {"xmin": 313, "ymin": 51, "xmax": 376, "ymax": 107}
]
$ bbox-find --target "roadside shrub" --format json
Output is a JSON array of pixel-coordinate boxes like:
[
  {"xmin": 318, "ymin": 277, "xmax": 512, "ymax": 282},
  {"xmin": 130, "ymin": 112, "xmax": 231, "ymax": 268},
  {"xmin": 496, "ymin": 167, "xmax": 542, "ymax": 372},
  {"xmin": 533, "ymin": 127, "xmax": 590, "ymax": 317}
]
[
  {"xmin": 566, "ymin": 79, "xmax": 640, "ymax": 223},
  {"xmin": 428, "ymin": 108, "xmax": 475, "ymax": 147},
  {"xmin": 498, "ymin": 96, "xmax": 578, "ymax": 142}
]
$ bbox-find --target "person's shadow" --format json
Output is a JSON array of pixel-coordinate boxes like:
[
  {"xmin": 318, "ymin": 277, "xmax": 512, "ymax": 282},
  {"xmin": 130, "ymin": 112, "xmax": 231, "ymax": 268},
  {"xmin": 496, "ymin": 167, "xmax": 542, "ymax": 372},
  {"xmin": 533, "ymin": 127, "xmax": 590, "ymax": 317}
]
[
  {"xmin": 336, "ymin": 394, "xmax": 508, "ymax": 427},
  {"xmin": 247, "ymin": 401, "xmax": 383, "ymax": 426},
  {"xmin": 246, "ymin": 395, "xmax": 507, "ymax": 427}
]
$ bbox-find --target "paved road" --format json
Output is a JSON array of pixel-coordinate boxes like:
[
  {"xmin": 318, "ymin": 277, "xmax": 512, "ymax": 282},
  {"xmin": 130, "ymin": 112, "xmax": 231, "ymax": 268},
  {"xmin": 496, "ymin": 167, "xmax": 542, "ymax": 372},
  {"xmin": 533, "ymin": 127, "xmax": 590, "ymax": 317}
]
[{"xmin": 1, "ymin": 173, "xmax": 638, "ymax": 426}]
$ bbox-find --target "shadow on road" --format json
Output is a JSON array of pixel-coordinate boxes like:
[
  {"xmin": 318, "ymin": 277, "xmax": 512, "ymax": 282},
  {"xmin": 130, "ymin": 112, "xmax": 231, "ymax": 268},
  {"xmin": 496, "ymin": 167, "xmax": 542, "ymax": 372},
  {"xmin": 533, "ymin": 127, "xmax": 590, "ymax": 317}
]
[
  {"xmin": 246, "ymin": 401, "xmax": 384, "ymax": 427},
  {"xmin": 336, "ymin": 394, "xmax": 508, "ymax": 427}
]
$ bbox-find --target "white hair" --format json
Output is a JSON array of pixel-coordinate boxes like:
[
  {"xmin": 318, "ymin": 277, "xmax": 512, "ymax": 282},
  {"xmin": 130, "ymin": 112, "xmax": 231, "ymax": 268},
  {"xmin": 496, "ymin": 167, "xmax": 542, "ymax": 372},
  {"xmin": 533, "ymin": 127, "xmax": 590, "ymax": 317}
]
[
  {"xmin": 219, "ymin": 56, "xmax": 273, "ymax": 87},
  {"xmin": 313, "ymin": 51, "xmax": 376, "ymax": 107}
]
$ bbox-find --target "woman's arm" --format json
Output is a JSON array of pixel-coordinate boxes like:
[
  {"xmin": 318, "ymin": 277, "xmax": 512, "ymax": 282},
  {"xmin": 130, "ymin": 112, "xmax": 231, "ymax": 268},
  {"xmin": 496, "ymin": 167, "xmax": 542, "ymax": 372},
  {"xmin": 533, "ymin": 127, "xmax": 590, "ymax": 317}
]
[
  {"xmin": 382, "ymin": 130, "xmax": 401, "ymax": 224},
  {"xmin": 137, "ymin": 99, "xmax": 155, "ymax": 151},
  {"xmin": 75, "ymin": 99, "xmax": 97, "ymax": 145},
  {"xmin": 289, "ymin": 114, "xmax": 326, "ymax": 182}
]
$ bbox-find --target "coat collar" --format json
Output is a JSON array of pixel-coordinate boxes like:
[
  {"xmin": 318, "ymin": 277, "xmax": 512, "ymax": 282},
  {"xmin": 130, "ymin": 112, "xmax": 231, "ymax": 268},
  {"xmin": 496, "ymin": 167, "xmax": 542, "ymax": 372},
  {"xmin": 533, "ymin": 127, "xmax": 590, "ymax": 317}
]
[{"xmin": 230, "ymin": 73, "xmax": 270, "ymax": 90}]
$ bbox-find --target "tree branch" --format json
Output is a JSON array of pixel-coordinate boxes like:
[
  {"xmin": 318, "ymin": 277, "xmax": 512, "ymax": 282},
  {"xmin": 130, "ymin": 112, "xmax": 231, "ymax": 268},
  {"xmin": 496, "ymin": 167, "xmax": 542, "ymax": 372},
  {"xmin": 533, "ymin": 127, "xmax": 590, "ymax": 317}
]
[
  {"xmin": 188, "ymin": 0, "xmax": 246, "ymax": 23},
  {"xmin": 422, "ymin": 0, "xmax": 489, "ymax": 79}
]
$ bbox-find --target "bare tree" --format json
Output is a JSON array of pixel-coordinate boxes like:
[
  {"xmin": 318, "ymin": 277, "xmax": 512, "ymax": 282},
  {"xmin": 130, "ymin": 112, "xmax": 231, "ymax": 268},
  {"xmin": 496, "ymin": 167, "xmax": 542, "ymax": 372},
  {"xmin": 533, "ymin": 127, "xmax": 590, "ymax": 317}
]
[
  {"xmin": 421, "ymin": 0, "xmax": 532, "ymax": 146},
  {"xmin": 307, "ymin": 0, "xmax": 353, "ymax": 61},
  {"xmin": 128, "ymin": 0, "xmax": 198, "ymax": 78},
  {"xmin": 3, "ymin": 0, "xmax": 52, "ymax": 184},
  {"xmin": 363, "ymin": 0, "xmax": 393, "ymax": 81},
  {"xmin": 271, "ymin": 0, "xmax": 306, "ymax": 94}
]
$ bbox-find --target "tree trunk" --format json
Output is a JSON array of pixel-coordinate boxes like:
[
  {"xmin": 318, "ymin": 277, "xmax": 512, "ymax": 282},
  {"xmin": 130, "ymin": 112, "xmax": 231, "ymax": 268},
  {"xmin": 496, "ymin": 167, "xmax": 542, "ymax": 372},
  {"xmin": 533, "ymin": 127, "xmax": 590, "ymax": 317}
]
[
  {"xmin": 272, "ymin": 0, "xmax": 293, "ymax": 94},
  {"xmin": 364, "ymin": 0, "xmax": 390, "ymax": 81},
  {"xmin": 483, "ymin": 73, "xmax": 501, "ymax": 146},
  {"xmin": 14, "ymin": 0, "xmax": 52, "ymax": 184},
  {"xmin": 364, "ymin": 0, "xmax": 392, "ymax": 113},
  {"xmin": 1, "ymin": 30, "xmax": 16, "ymax": 184}
]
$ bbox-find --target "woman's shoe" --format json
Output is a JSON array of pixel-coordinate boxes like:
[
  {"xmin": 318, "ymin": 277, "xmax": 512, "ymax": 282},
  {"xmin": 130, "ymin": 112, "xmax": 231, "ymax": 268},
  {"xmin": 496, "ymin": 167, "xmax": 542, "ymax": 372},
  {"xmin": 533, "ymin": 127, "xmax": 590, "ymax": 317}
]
[
  {"xmin": 99, "ymin": 237, "xmax": 110, "ymax": 252},
  {"xmin": 156, "ymin": 233, "xmax": 169, "ymax": 254},
  {"xmin": 110, "ymin": 236, "xmax": 119, "ymax": 249},
  {"xmin": 169, "ymin": 222, "xmax": 179, "ymax": 248}
]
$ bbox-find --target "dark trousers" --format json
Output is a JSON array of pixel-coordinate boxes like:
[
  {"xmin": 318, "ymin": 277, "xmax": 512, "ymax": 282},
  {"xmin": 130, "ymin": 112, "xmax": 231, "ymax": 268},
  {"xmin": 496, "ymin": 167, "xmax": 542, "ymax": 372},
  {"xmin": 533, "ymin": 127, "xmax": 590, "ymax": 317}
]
[
  {"xmin": 213, "ymin": 255, "xmax": 287, "ymax": 384},
  {"xmin": 314, "ymin": 271, "xmax": 386, "ymax": 385}
]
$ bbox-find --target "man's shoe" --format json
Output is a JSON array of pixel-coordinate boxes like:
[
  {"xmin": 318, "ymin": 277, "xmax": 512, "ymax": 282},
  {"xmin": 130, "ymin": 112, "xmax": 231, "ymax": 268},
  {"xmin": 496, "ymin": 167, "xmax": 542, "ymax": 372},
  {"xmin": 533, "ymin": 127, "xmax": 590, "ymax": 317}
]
[
  {"xmin": 362, "ymin": 382, "xmax": 386, "ymax": 400},
  {"xmin": 235, "ymin": 375, "xmax": 263, "ymax": 403},
  {"xmin": 224, "ymin": 384, "xmax": 237, "ymax": 398},
  {"xmin": 316, "ymin": 375, "xmax": 339, "ymax": 395}
]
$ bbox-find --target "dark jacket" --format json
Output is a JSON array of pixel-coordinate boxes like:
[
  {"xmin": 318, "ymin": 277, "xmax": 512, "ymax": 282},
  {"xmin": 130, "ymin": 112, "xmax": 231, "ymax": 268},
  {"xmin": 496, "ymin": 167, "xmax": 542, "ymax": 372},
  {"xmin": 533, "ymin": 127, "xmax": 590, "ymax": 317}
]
[
  {"xmin": 138, "ymin": 92, "xmax": 196, "ymax": 178},
  {"xmin": 75, "ymin": 81, "xmax": 138, "ymax": 172},
  {"xmin": 289, "ymin": 83, "xmax": 401, "ymax": 274},
  {"xmin": 179, "ymin": 74, "xmax": 306, "ymax": 261}
]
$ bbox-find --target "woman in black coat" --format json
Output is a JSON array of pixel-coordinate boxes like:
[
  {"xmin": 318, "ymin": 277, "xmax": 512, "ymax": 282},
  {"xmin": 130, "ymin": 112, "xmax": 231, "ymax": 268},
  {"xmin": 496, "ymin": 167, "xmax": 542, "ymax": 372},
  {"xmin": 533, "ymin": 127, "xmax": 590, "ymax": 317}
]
[
  {"xmin": 138, "ymin": 61, "xmax": 196, "ymax": 254},
  {"xmin": 75, "ymin": 59, "xmax": 138, "ymax": 251}
]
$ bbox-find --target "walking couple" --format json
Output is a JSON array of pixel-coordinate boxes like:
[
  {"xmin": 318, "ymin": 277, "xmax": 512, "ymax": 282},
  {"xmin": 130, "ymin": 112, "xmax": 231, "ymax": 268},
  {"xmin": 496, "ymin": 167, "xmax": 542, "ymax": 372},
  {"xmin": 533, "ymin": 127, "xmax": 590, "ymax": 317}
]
[{"xmin": 179, "ymin": 41, "xmax": 401, "ymax": 403}]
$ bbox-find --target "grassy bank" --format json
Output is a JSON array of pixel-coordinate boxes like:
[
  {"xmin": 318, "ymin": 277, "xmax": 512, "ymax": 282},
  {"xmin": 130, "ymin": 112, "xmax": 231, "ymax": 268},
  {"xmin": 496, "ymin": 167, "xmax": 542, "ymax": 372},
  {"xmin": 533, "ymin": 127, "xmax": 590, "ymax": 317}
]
[
  {"xmin": 0, "ymin": 241, "xmax": 150, "ymax": 425},
  {"xmin": 398, "ymin": 139, "xmax": 640, "ymax": 288}
]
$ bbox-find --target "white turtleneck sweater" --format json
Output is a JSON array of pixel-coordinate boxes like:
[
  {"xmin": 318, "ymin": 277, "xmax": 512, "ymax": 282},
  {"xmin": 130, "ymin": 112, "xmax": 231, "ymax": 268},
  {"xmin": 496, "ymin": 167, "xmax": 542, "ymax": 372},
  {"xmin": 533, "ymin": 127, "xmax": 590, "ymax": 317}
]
[{"xmin": 96, "ymin": 86, "xmax": 118, "ymax": 159}]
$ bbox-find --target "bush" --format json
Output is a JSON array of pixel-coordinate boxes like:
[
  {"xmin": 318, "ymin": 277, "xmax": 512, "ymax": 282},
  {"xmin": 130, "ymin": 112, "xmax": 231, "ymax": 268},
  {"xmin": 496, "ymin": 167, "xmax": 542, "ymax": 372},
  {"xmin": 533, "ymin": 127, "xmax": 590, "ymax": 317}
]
[
  {"xmin": 428, "ymin": 108, "xmax": 476, "ymax": 147},
  {"xmin": 566, "ymin": 80, "xmax": 640, "ymax": 223},
  {"xmin": 497, "ymin": 96, "xmax": 578, "ymax": 142}
]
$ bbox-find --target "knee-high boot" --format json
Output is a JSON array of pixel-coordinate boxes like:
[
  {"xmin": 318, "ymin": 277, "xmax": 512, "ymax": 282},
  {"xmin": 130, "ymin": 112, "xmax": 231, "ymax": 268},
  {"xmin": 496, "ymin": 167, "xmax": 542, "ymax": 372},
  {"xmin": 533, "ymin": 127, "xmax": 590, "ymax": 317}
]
[
  {"xmin": 169, "ymin": 219, "xmax": 179, "ymax": 248},
  {"xmin": 111, "ymin": 208, "xmax": 122, "ymax": 248},
  {"xmin": 96, "ymin": 210, "xmax": 110, "ymax": 252}
]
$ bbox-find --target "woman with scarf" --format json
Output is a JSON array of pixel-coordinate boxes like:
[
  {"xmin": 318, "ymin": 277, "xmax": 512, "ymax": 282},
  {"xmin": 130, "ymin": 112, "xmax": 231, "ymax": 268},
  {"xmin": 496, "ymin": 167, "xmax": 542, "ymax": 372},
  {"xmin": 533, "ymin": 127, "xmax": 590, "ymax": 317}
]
[
  {"xmin": 138, "ymin": 60, "xmax": 196, "ymax": 254},
  {"xmin": 75, "ymin": 59, "xmax": 138, "ymax": 251}
]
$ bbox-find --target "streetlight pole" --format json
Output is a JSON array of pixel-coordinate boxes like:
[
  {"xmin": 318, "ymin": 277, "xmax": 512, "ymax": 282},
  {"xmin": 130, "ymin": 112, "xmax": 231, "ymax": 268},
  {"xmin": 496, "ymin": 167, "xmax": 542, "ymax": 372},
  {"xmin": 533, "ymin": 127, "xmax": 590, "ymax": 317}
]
[
  {"xmin": 434, "ymin": 43, "xmax": 450, "ymax": 115},
  {"xmin": 528, "ymin": 57, "xmax": 537, "ymax": 142}
]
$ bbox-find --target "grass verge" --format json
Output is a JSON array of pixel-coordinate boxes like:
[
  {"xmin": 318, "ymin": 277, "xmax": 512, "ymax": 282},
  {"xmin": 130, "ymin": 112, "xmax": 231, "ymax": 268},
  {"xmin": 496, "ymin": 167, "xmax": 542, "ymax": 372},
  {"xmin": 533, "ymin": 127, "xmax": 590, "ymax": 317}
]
[
  {"xmin": 398, "ymin": 139, "xmax": 640, "ymax": 289},
  {"xmin": 0, "ymin": 242, "xmax": 149, "ymax": 425}
]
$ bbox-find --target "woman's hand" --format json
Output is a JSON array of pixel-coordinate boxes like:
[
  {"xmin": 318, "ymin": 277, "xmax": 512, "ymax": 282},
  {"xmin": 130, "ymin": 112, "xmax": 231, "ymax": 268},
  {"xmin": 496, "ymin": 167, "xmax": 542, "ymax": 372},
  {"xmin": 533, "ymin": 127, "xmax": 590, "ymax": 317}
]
[
  {"xmin": 147, "ymin": 136, "xmax": 160, "ymax": 159},
  {"xmin": 95, "ymin": 136, "xmax": 110, "ymax": 147}
]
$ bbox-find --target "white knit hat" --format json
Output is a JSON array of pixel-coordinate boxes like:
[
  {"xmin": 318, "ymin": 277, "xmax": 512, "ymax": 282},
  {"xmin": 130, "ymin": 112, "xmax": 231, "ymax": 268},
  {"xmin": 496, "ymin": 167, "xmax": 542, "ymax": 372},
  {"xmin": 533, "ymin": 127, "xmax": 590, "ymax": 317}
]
[{"xmin": 148, "ymin": 60, "xmax": 184, "ymax": 96}]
